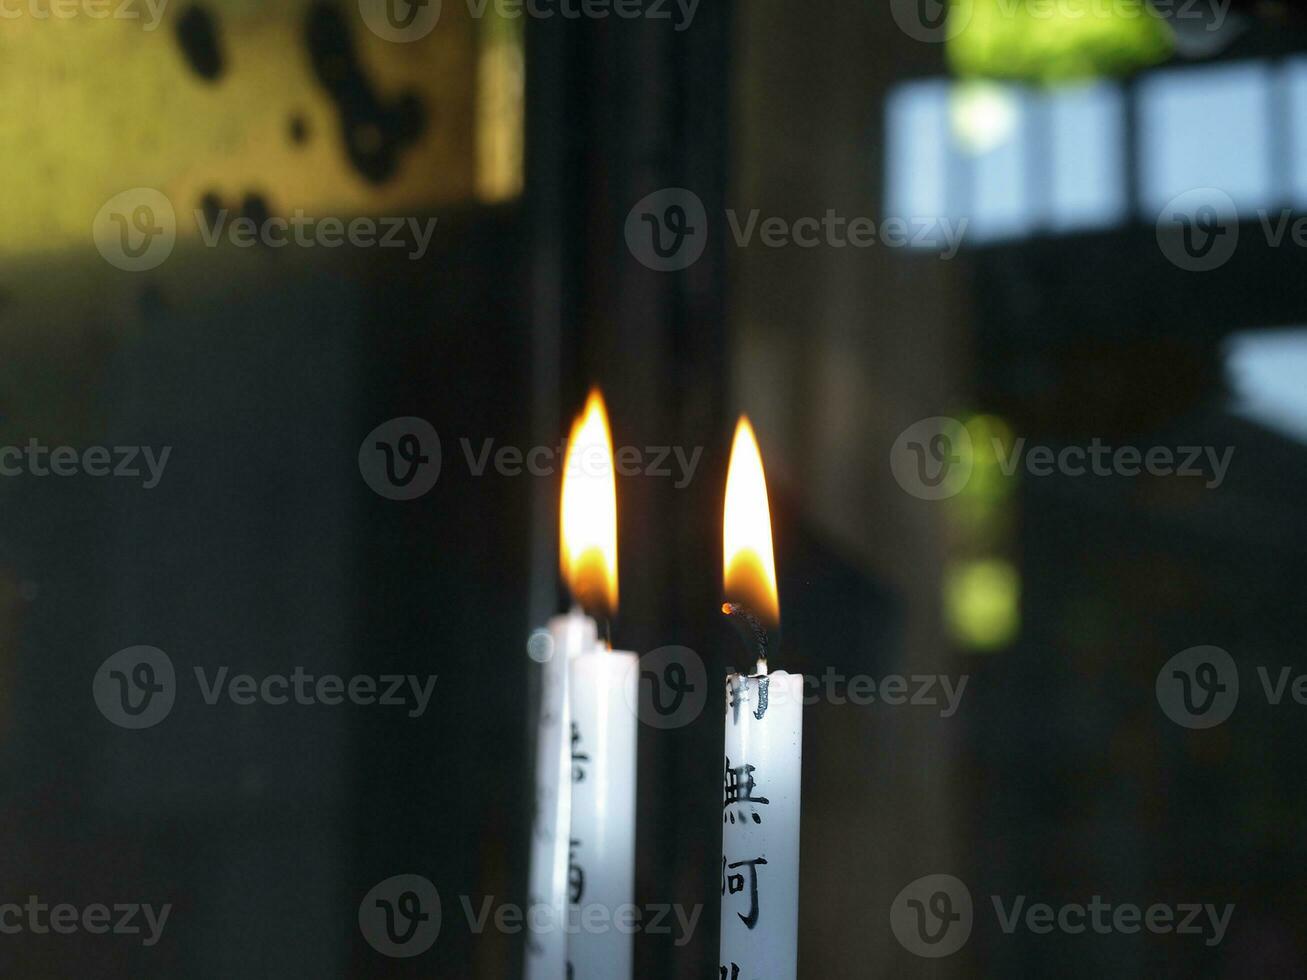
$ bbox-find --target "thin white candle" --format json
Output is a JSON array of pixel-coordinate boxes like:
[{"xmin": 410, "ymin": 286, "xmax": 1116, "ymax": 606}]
[
  {"xmin": 719, "ymin": 416, "xmax": 802, "ymax": 980},
  {"xmin": 527, "ymin": 388, "xmax": 634, "ymax": 980},
  {"xmin": 568, "ymin": 644, "xmax": 638, "ymax": 979},
  {"xmin": 720, "ymin": 667, "xmax": 803, "ymax": 979},
  {"xmin": 525, "ymin": 610, "xmax": 596, "ymax": 980}
]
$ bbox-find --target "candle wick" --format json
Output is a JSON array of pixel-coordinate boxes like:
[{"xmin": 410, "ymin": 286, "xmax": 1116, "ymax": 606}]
[{"xmin": 721, "ymin": 601, "xmax": 771, "ymax": 668}]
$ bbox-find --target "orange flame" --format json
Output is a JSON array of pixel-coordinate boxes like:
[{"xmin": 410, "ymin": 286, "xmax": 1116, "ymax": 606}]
[
  {"xmin": 722, "ymin": 416, "xmax": 779, "ymax": 628},
  {"xmin": 560, "ymin": 389, "xmax": 619, "ymax": 618}
]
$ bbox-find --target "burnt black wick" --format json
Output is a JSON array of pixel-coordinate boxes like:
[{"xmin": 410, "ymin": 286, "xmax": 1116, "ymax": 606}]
[{"xmin": 721, "ymin": 602, "xmax": 773, "ymax": 668}]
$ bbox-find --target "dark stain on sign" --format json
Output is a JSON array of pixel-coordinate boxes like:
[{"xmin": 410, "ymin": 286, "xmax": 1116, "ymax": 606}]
[
  {"xmin": 176, "ymin": 5, "xmax": 226, "ymax": 82},
  {"xmin": 304, "ymin": 1, "xmax": 428, "ymax": 185}
]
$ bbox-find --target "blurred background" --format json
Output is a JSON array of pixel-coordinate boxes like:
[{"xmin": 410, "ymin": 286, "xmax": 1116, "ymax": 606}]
[{"xmin": 2, "ymin": 0, "xmax": 1307, "ymax": 976}]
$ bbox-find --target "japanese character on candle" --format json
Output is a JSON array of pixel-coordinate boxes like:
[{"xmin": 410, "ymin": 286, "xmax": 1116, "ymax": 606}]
[
  {"xmin": 728, "ymin": 674, "xmax": 770, "ymax": 723},
  {"xmin": 722, "ymin": 855, "xmax": 768, "ymax": 930},
  {"xmin": 724, "ymin": 758, "xmax": 770, "ymax": 825},
  {"xmin": 571, "ymin": 721, "xmax": 590, "ymax": 784},
  {"xmin": 569, "ymin": 837, "xmax": 585, "ymax": 904}
]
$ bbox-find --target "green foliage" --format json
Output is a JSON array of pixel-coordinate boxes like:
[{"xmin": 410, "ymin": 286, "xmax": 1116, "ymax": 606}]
[{"xmin": 948, "ymin": 0, "xmax": 1175, "ymax": 83}]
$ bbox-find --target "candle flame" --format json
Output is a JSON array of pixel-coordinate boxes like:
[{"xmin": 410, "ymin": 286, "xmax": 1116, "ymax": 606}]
[
  {"xmin": 722, "ymin": 416, "xmax": 779, "ymax": 629},
  {"xmin": 560, "ymin": 388, "xmax": 619, "ymax": 619}
]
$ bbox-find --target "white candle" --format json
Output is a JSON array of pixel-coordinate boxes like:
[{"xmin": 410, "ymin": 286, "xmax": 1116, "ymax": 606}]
[
  {"xmin": 718, "ymin": 415, "xmax": 801, "ymax": 979},
  {"xmin": 567, "ymin": 645, "xmax": 639, "ymax": 980},
  {"xmin": 530, "ymin": 387, "xmax": 631, "ymax": 980},
  {"xmin": 719, "ymin": 666, "xmax": 803, "ymax": 979},
  {"xmin": 525, "ymin": 610, "xmax": 597, "ymax": 980}
]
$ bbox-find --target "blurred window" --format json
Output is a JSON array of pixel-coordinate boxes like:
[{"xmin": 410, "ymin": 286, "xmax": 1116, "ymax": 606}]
[
  {"xmin": 886, "ymin": 59, "xmax": 1306, "ymax": 248},
  {"xmin": 1226, "ymin": 328, "xmax": 1307, "ymax": 443}
]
